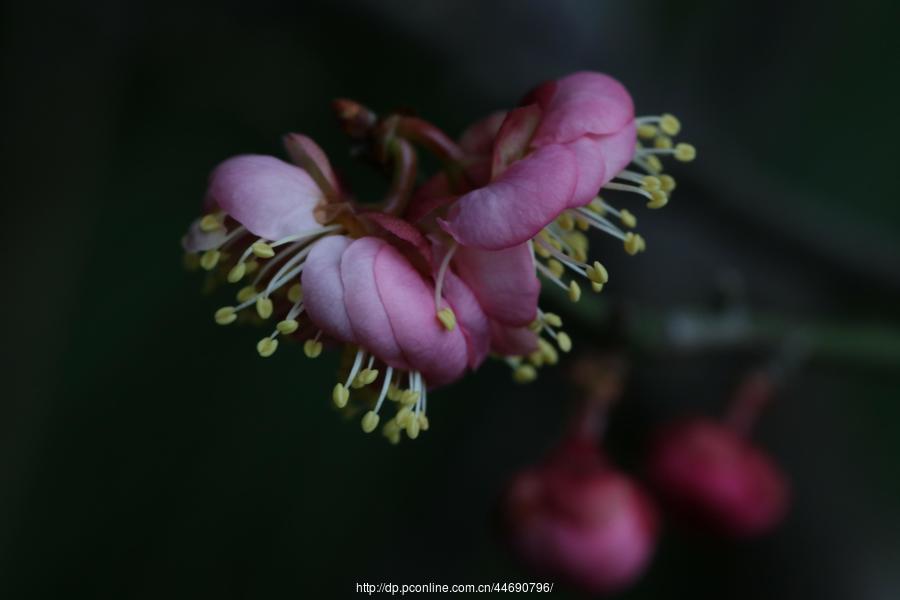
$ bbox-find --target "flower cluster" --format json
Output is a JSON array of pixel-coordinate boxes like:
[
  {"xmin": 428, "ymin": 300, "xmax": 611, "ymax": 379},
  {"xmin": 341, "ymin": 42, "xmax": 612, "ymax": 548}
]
[{"xmin": 182, "ymin": 71, "xmax": 695, "ymax": 442}]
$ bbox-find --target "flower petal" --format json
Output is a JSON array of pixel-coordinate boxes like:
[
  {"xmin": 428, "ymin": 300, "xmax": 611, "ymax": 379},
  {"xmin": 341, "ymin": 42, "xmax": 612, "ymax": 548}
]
[
  {"xmin": 453, "ymin": 243, "xmax": 539, "ymax": 326},
  {"xmin": 459, "ymin": 110, "xmax": 507, "ymax": 156},
  {"xmin": 531, "ymin": 72, "xmax": 634, "ymax": 146},
  {"xmin": 491, "ymin": 104, "xmax": 543, "ymax": 179},
  {"xmin": 489, "ymin": 321, "xmax": 538, "ymax": 356},
  {"xmin": 283, "ymin": 133, "xmax": 340, "ymax": 196},
  {"xmin": 340, "ymin": 237, "xmax": 408, "ymax": 369},
  {"xmin": 206, "ymin": 155, "xmax": 324, "ymax": 241},
  {"xmin": 439, "ymin": 268, "xmax": 490, "ymax": 369},
  {"xmin": 373, "ymin": 243, "xmax": 469, "ymax": 386},
  {"xmin": 301, "ymin": 235, "xmax": 355, "ymax": 342},
  {"xmin": 590, "ymin": 121, "xmax": 637, "ymax": 186},
  {"xmin": 439, "ymin": 144, "xmax": 577, "ymax": 250}
]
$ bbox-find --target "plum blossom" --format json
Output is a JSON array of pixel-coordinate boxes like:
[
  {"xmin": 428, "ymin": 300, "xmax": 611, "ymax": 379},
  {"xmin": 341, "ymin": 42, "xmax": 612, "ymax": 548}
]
[{"xmin": 181, "ymin": 72, "xmax": 695, "ymax": 440}]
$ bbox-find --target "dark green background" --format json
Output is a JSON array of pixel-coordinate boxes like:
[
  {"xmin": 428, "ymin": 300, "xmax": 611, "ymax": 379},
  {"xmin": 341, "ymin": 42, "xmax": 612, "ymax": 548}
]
[{"xmin": 3, "ymin": 1, "xmax": 899, "ymax": 598}]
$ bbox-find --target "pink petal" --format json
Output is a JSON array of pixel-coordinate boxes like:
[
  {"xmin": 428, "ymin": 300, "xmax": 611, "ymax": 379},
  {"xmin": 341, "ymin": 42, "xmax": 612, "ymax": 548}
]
[
  {"xmin": 563, "ymin": 121, "xmax": 637, "ymax": 207},
  {"xmin": 364, "ymin": 212, "xmax": 432, "ymax": 264},
  {"xmin": 591, "ymin": 120, "xmax": 637, "ymax": 186},
  {"xmin": 373, "ymin": 243, "xmax": 469, "ymax": 386},
  {"xmin": 301, "ymin": 235, "xmax": 355, "ymax": 342},
  {"xmin": 491, "ymin": 104, "xmax": 542, "ymax": 179},
  {"xmin": 340, "ymin": 237, "xmax": 408, "ymax": 369},
  {"xmin": 206, "ymin": 155, "xmax": 324, "ymax": 241},
  {"xmin": 531, "ymin": 72, "xmax": 634, "ymax": 146},
  {"xmin": 439, "ymin": 144, "xmax": 577, "ymax": 250},
  {"xmin": 489, "ymin": 321, "xmax": 538, "ymax": 356},
  {"xmin": 283, "ymin": 133, "xmax": 340, "ymax": 196},
  {"xmin": 459, "ymin": 110, "xmax": 507, "ymax": 156},
  {"xmin": 439, "ymin": 268, "xmax": 490, "ymax": 369},
  {"xmin": 405, "ymin": 159, "xmax": 492, "ymax": 223},
  {"xmin": 453, "ymin": 243, "xmax": 539, "ymax": 326},
  {"xmin": 563, "ymin": 136, "xmax": 609, "ymax": 208},
  {"xmin": 431, "ymin": 240, "xmax": 491, "ymax": 368}
]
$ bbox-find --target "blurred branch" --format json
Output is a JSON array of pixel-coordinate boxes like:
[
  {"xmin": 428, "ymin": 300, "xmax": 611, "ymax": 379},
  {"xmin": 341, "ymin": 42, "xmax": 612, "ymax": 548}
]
[{"xmin": 549, "ymin": 288, "xmax": 900, "ymax": 369}]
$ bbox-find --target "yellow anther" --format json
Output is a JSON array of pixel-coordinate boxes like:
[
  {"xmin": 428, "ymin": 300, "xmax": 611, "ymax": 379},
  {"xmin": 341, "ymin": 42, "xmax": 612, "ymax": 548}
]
[
  {"xmin": 574, "ymin": 215, "xmax": 591, "ymax": 231},
  {"xmin": 674, "ymin": 143, "xmax": 696, "ymax": 162},
  {"xmin": 199, "ymin": 214, "xmax": 223, "ymax": 232},
  {"xmin": 332, "ymin": 383, "xmax": 349, "ymax": 408},
  {"xmin": 418, "ymin": 414, "xmax": 430, "ymax": 431},
  {"xmin": 387, "ymin": 384, "xmax": 400, "ymax": 402},
  {"xmin": 547, "ymin": 259, "xmax": 565, "ymax": 278},
  {"xmin": 244, "ymin": 260, "xmax": 259, "ymax": 274},
  {"xmin": 400, "ymin": 390, "xmax": 420, "ymax": 407},
  {"xmin": 214, "ymin": 306, "xmax": 237, "ymax": 325},
  {"xmin": 406, "ymin": 417, "xmax": 421, "ymax": 439},
  {"xmin": 654, "ymin": 136, "xmax": 673, "ymax": 150},
  {"xmin": 256, "ymin": 337, "xmax": 278, "ymax": 358},
  {"xmin": 591, "ymin": 282, "xmax": 604, "ymax": 293},
  {"xmin": 276, "ymin": 319, "xmax": 298, "ymax": 335},
  {"xmin": 647, "ymin": 190, "xmax": 669, "ymax": 209},
  {"xmin": 641, "ymin": 176, "xmax": 661, "ymax": 191},
  {"xmin": 236, "ymin": 285, "xmax": 257, "ymax": 303},
  {"xmin": 303, "ymin": 339, "xmax": 323, "ymax": 358},
  {"xmin": 659, "ymin": 113, "xmax": 681, "ymax": 136},
  {"xmin": 361, "ymin": 410, "xmax": 380, "ymax": 433},
  {"xmin": 353, "ymin": 368, "xmax": 379, "ymax": 388},
  {"xmin": 251, "ymin": 240, "xmax": 275, "ymax": 258},
  {"xmin": 619, "ymin": 209, "xmax": 637, "ymax": 229},
  {"xmin": 436, "ymin": 307, "xmax": 457, "ymax": 331},
  {"xmin": 533, "ymin": 243, "xmax": 551, "ymax": 259},
  {"xmin": 557, "ymin": 212, "xmax": 575, "ymax": 231},
  {"xmin": 589, "ymin": 198, "xmax": 607, "ymax": 214},
  {"xmin": 586, "ymin": 261, "xmax": 609, "ymax": 284},
  {"xmin": 529, "ymin": 319, "xmax": 543, "ymax": 333},
  {"xmin": 538, "ymin": 338, "xmax": 559, "ymax": 365},
  {"xmin": 659, "ymin": 174, "xmax": 676, "ymax": 192},
  {"xmin": 528, "ymin": 350, "xmax": 544, "ymax": 367},
  {"xmin": 568, "ymin": 281, "xmax": 582, "ymax": 303},
  {"xmin": 383, "ymin": 419, "xmax": 401, "ymax": 444},
  {"xmin": 396, "ymin": 407, "xmax": 413, "ymax": 427},
  {"xmin": 645, "ymin": 155, "xmax": 663, "ymax": 173},
  {"xmin": 543, "ymin": 312, "xmax": 563, "ymax": 328},
  {"xmin": 227, "ymin": 262, "xmax": 246, "ymax": 283},
  {"xmin": 624, "ymin": 232, "xmax": 643, "ymax": 255},
  {"xmin": 200, "ymin": 250, "xmax": 221, "ymax": 271},
  {"xmin": 255, "ymin": 296, "xmax": 273, "ymax": 319},
  {"xmin": 556, "ymin": 331, "xmax": 572, "ymax": 353},
  {"xmin": 513, "ymin": 364, "xmax": 537, "ymax": 384},
  {"xmin": 287, "ymin": 284, "xmax": 303, "ymax": 304},
  {"xmin": 637, "ymin": 123, "xmax": 658, "ymax": 139}
]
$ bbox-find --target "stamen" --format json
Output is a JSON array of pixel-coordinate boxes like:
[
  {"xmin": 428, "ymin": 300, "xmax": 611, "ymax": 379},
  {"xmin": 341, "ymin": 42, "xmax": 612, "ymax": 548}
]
[
  {"xmin": 433, "ymin": 241, "xmax": 458, "ymax": 331},
  {"xmin": 199, "ymin": 213, "xmax": 224, "ymax": 232}
]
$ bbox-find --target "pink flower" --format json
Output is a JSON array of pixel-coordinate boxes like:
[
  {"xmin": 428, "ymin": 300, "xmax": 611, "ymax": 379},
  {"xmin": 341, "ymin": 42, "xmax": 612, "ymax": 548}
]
[
  {"xmin": 646, "ymin": 418, "xmax": 790, "ymax": 537},
  {"xmin": 440, "ymin": 72, "xmax": 639, "ymax": 250},
  {"xmin": 502, "ymin": 438, "xmax": 659, "ymax": 594},
  {"xmin": 181, "ymin": 74, "xmax": 697, "ymax": 439}
]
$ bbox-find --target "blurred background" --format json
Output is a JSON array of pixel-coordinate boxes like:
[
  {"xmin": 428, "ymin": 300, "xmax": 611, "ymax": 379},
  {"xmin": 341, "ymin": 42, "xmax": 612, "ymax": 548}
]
[{"xmin": 2, "ymin": 0, "xmax": 899, "ymax": 597}]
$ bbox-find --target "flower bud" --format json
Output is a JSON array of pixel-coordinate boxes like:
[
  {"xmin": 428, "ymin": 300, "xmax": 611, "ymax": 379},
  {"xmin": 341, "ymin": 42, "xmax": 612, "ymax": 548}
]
[
  {"xmin": 646, "ymin": 418, "xmax": 789, "ymax": 538},
  {"xmin": 501, "ymin": 439, "xmax": 658, "ymax": 594}
]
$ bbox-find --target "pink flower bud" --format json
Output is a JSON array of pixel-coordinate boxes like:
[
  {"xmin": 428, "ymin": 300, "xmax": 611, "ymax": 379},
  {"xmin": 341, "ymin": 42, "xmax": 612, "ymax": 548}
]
[
  {"xmin": 502, "ymin": 439, "xmax": 658, "ymax": 594},
  {"xmin": 646, "ymin": 418, "xmax": 790, "ymax": 538}
]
